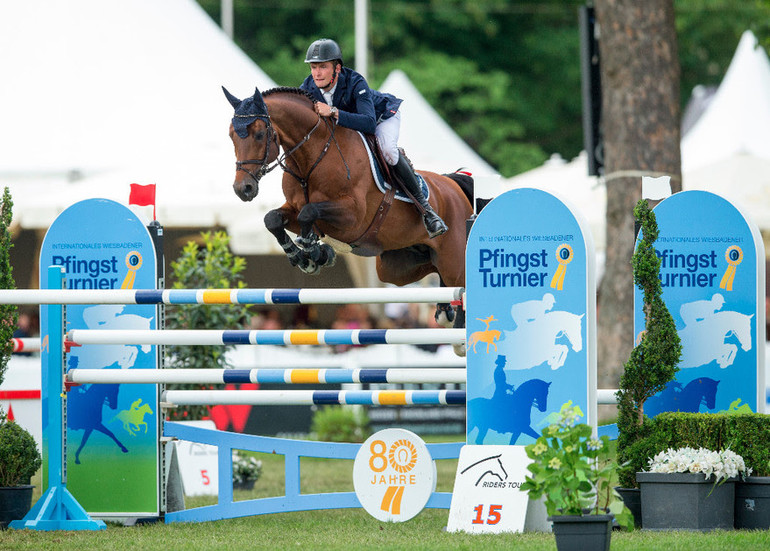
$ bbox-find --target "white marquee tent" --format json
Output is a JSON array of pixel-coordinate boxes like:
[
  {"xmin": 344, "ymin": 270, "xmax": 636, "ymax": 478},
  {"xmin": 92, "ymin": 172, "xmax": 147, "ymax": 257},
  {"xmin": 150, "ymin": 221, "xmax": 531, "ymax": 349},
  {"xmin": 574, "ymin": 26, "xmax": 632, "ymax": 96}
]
[{"xmin": 0, "ymin": 0, "xmax": 286, "ymax": 254}]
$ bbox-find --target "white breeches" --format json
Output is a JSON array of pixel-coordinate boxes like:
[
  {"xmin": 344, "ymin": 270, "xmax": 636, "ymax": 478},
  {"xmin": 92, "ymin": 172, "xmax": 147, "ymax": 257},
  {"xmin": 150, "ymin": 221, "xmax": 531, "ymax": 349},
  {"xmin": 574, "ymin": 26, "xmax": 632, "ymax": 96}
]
[{"xmin": 375, "ymin": 110, "xmax": 401, "ymax": 166}]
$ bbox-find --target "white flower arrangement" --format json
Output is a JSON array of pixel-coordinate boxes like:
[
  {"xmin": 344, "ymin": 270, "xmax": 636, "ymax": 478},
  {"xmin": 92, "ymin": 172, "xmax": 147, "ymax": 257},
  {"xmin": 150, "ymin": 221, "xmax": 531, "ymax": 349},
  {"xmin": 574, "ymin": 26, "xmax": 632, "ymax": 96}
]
[
  {"xmin": 232, "ymin": 450, "xmax": 263, "ymax": 484},
  {"xmin": 647, "ymin": 446, "xmax": 750, "ymax": 484}
]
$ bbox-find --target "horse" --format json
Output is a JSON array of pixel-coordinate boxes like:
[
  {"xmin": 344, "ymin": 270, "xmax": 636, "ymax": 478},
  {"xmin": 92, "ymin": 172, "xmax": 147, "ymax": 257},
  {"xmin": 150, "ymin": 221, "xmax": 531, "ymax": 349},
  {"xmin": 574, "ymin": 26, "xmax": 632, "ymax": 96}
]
[
  {"xmin": 67, "ymin": 382, "xmax": 128, "ymax": 464},
  {"xmin": 110, "ymin": 398, "xmax": 153, "ymax": 436},
  {"xmin": 496, "ymin": 311, "xmax": 584, "ymax": 370},
  {"xmin": 645, "ymin": 377, "xmax": 720, "ymax": 417},
  {"xmin": 678, "ymin": 311, "xmax": 753, "ymax": 369},
  {"xmin": 224, "ymin": 86, "xmax": 474, "ymax": 322},
  {"xmin": 467, "ymin": 378, "xmax": 551, "ymax": 445}
]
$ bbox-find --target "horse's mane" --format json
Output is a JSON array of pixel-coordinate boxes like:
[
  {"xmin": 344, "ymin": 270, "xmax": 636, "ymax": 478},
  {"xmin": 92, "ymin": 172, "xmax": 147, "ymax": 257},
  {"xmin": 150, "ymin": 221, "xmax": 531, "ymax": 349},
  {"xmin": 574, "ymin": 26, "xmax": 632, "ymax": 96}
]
[{"xmin": 263, "ymin": 87, "xmax": 316, "ymax": 105}]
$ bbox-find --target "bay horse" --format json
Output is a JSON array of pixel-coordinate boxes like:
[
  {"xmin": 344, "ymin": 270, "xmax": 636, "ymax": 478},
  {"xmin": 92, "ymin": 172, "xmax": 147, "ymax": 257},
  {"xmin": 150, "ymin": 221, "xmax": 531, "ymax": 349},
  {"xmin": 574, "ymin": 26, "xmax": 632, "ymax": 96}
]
[{"xmin": 223, "ymin": 86, "xmax": 474, "ymax": 317}]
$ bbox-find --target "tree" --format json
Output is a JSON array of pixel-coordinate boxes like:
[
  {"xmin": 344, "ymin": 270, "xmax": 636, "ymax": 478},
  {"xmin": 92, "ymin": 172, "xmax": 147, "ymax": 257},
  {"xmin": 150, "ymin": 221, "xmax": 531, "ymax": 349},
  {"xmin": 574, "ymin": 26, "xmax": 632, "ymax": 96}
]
[{"xmin": 594, "ymin": 0, "xmax": 682, "ymax": 387}]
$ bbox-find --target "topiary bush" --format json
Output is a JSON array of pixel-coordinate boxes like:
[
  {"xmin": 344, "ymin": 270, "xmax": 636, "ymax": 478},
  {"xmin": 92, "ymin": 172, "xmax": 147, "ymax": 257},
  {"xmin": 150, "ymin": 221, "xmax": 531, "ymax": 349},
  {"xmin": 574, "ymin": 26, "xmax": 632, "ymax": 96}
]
[
  {"xmin": 310, "ymin": 406, "xmax": 371, "ymax": 443},
  {"xmin": 0, "ymin": 415, "xmax": 42, "ymax": 487},
  {"xmin": 615, "ymin": 199, "xmax": 682, "ymax": 488},
  {"xmin": 640, "ymin": 412, "xmax": 770, "ymax": 476}
]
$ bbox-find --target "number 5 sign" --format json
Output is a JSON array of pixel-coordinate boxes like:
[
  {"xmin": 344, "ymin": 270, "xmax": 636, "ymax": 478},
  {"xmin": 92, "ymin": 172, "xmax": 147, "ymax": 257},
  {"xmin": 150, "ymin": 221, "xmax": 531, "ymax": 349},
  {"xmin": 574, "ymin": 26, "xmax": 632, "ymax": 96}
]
[{"xmin": 447, "ymin": 445, "xmax": 532, "ymax": 533}]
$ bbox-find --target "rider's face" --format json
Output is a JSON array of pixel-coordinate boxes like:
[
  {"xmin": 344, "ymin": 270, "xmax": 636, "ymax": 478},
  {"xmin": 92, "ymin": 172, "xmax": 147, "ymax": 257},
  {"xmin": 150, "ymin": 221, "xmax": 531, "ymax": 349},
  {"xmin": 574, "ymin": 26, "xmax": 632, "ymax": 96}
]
[{"xmin": 309, "ymin": 61, "xmax": 339, "ymax": 91}]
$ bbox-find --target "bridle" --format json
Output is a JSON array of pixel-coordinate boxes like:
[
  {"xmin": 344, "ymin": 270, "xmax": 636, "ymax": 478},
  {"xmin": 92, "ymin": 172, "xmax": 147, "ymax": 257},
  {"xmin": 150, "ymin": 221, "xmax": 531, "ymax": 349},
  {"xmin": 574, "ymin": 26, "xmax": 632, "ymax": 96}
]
[
  {"xmin": 234, "ymin": 112, "xmax": 278, "ymax": 184},
  {"xmin": 235, "ymin": 101, "xmax": 351, "ymax": 203}
]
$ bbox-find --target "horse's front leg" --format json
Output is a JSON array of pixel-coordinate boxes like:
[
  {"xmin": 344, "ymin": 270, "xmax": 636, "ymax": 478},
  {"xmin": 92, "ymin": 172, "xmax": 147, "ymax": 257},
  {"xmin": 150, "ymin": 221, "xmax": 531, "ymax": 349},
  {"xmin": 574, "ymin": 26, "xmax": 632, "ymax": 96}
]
[
  {"xmin": 264, "ymin": 207, "xmax": 324, "ymax": 274},
  {"xmin": 295, "ymin": 202, "xmax": 340, "ymax": 268}
]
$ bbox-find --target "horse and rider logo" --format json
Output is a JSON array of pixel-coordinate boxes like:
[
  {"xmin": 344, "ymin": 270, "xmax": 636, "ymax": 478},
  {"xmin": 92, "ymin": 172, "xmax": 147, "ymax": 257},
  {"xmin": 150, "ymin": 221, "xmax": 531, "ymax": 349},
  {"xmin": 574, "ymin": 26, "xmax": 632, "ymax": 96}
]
[{"xmin": 469, "ymin": 294, "xmax": 584, "ymax": 371}]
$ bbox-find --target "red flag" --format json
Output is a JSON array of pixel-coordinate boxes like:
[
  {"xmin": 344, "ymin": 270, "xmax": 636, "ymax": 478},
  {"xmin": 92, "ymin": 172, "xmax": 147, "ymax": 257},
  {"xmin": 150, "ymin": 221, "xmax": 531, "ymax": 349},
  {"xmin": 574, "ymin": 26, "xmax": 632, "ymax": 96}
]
[{"xmin": 129, "ymin": 183, "xmax": 156, "ymax": 220}]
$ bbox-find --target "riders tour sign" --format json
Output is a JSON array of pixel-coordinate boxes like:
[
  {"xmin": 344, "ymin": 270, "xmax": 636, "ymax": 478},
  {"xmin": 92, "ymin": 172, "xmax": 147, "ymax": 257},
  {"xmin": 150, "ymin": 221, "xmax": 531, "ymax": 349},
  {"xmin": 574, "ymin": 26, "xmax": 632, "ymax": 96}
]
[
  {"xmin": 465, "ymin": 188, "xmax": 597, "ymax": 446},
  {"xmin": 637, "ymin": 190, "xmax": 765, "ymax": 416}
]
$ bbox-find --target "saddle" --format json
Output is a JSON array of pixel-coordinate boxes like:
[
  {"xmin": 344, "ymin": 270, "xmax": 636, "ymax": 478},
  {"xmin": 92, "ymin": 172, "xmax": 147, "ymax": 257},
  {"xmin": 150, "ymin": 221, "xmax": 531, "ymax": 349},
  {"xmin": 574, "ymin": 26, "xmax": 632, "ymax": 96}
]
[{"xmin": 348, "ymin": 135, "xmax": 411, "ymax": 256}]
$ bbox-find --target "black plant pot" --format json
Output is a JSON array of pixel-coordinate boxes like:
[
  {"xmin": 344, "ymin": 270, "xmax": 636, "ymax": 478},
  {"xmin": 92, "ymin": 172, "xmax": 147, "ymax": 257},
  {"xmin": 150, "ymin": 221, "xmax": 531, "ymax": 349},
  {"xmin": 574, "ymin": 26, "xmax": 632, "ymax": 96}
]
[
  {"xmin": 0, "ymin": 485, "xmax": 34, "ymax": 529},
  {"xmin": 615, "ymin": 486, "xmax": 642, "ymax": 528},
  {"xmin": 548, "ymin": 514, "xmax": 613, "ymax": 551},
  {"xmin": 637, "ymin": 472, "xmax": 736, "ymax": 531},
  {"xmin": 735, "ymin": 476, "xmax": 770, "ymax": 530}
]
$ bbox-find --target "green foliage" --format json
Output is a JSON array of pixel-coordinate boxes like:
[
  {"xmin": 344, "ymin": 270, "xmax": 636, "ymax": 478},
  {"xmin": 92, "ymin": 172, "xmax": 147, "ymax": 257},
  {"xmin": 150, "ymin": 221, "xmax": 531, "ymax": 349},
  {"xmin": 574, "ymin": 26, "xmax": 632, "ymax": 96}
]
[
  {"xmin": 616, "ymin": 200, "xmax": 682, "ymax": 488},
  {"xmin": 165, "ymin": 231, "xmax": 251, "ymax": 420},
  {"xmin": 521, "ymin": 403, "xmax": 634, "ymax": 530},
  {"xmin": 0, "ymin": 187, "xmax": 17, "ymax": 389},
  {"xmin": 310, "ymin": 406, "xmax": 370, "ymax": 443},
  {"xmin": 0, "ymin": 414, "xmax": 42, "ymax": 487},
  {"xmin": 199, "ymin": 0, "xmax": 770, "ymax": 177},
  {"xmin": 640, "ymin": 412, "xmax": 770, "ymax": 477}
]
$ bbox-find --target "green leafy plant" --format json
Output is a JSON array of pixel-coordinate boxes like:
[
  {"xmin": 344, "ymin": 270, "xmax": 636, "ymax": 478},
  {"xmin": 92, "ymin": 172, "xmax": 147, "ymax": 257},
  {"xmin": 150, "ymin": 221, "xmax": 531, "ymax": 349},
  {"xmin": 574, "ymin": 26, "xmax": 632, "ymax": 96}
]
[
  {"xmin": 310, "ymin": 406, "xmax": 370, "ymax": 443},
  {"xmin": 165, "ymin": 231, "xmax": 251, "ymax": 420},
  {"xmin": 0, "ymin": 412, "xmax": 42, "ymax": 487},
  {"xmin": 232, "ymin": 450, "xmax": 262, "ymax": 485},
  {"xmin": 615, "ymin": 200, "xmax": 682, "ymax": 488},
  {"xmin": 521, "ymin": 403, "xmax": 634, "ymax": 530},
  {"xmin": 0, "ymin": 187, "xmax": 17, "ymax": 388}
]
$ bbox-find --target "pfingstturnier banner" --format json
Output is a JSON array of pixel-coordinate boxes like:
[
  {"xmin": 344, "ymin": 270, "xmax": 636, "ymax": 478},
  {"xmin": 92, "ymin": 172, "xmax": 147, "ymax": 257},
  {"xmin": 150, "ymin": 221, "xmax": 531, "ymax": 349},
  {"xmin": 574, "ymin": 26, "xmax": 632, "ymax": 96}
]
[
  {"xmin": 465, "ymin": 188, "xmax": 596, "ymax": 445},
  {"xmin": 40, "ymin": 198, "xmax": 160, "ymax": 517},
  {"xmin": 637, "ymin": 190, "xmax": 766, "ymax": 415}
]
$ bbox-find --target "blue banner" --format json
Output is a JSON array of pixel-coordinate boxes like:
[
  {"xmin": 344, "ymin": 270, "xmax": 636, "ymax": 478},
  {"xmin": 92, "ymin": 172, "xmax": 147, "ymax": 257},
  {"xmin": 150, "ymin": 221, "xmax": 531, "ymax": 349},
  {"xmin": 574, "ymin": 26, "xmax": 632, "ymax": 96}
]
[
  {"xmin": 637, "ymin": 191, "xmax": 765, "ymax": 416},
  {"xmin": 40, "ymin": 198, "xmax": 160, "ymax": 516},
  {"xmin": 465, "ymin": 188, "xmax": 596, "ymax": 445}
]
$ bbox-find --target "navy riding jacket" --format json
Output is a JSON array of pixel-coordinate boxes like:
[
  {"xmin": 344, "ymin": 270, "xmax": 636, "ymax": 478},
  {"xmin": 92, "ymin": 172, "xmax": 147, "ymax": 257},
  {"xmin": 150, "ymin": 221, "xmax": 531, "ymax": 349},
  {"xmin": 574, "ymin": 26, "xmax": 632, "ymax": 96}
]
[{"xmin": 300, "ymin": 67, "xmax": 402, "ymax": 135}]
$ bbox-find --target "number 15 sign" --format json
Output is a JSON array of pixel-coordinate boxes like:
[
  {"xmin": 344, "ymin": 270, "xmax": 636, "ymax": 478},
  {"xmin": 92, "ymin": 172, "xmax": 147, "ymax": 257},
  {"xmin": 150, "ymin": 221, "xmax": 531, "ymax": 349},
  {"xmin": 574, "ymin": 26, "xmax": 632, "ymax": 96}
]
[{"xmin": 447, "ymin": 445, "xmax": 532, "ymax": 534}]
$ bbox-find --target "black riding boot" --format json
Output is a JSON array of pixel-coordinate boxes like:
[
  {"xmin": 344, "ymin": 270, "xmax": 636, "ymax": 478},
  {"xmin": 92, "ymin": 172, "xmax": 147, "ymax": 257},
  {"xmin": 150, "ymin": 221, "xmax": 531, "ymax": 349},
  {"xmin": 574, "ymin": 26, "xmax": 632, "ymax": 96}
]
[{"xmin": 393, "ymin": 153, "xmax": 448, "ymax": 238}]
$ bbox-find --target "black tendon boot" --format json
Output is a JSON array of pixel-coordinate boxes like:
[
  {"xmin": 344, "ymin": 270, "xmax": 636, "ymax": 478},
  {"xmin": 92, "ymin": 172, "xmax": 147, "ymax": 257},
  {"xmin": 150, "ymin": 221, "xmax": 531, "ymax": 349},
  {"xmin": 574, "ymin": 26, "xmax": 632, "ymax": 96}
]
[{"xmin": 393, "ymin": 153, "xmax": 448, "ymax": 238}]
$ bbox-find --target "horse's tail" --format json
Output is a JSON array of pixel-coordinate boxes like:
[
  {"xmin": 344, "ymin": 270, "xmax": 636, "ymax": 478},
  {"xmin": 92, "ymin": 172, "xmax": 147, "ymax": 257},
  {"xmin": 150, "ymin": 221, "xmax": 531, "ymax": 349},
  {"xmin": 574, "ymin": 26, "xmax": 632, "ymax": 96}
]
[{"xmin": 444, "ymin": 170, "xmax": 474, "ymax": 206}]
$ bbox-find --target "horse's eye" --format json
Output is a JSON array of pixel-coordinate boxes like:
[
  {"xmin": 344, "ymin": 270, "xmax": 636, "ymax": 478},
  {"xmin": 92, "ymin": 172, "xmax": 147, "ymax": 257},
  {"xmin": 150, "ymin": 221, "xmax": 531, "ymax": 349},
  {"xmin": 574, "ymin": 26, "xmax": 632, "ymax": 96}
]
[{"xmin": 254, "ymin": 131, "xmax": 265, "ymax": 141}]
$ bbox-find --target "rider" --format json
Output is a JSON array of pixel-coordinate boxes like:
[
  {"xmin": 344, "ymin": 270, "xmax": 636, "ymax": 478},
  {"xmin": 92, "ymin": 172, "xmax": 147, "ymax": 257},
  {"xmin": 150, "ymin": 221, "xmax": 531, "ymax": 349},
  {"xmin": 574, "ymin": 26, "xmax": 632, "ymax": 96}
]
[
  {"xmin": 679, "ymin": 293, "xmax": 725, "ymax": 326},
  {"xmin": 300, "ymin": 38, "xmax": 448, "ymax": 238},
  {"xmin": 492, "ymin": 355, "xmax": 514, "ymax": 400}
]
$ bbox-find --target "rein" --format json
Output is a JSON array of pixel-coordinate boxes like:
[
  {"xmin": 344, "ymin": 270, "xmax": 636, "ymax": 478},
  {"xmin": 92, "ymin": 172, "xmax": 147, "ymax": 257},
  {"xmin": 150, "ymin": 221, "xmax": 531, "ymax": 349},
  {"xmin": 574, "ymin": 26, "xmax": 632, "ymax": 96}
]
[
  {"xmin": 237, "ymin": 99, "xmax": 352, "ymax": 205},
  {"xmin": 278, "ymin": 113, "xmax": 351, "ymax": 203}
]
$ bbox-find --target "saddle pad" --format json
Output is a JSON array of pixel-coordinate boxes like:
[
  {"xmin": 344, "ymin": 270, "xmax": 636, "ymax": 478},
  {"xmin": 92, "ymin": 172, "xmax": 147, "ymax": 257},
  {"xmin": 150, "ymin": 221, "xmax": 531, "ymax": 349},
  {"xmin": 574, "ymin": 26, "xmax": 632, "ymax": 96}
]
[{"xmin": 357, "ymin": 132, "xmax": 430, "ymax": 203}]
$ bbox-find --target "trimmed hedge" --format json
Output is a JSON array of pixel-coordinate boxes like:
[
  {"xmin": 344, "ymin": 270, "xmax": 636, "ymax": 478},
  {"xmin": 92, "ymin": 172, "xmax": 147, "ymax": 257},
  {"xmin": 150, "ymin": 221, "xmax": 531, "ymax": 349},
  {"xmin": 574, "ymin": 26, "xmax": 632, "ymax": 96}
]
[{"xmin": 634, "ymin": 412, "xmax": 770, "ymax": 476}]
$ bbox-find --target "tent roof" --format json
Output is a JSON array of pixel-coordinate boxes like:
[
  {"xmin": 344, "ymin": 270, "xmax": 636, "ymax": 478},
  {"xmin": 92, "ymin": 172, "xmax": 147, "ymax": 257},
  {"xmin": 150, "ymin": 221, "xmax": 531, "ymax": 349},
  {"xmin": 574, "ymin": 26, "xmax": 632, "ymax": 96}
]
[
  {"xmin": 0, "ymin": 0, "xmax": 286, "ymax": 252},
  {"xmin": 379, "ymin": 70, "xmax": 497, "ymax": 176},
  {"xmin": 681, "ymin": 31, "xmax": 770, "ymax": 173}
]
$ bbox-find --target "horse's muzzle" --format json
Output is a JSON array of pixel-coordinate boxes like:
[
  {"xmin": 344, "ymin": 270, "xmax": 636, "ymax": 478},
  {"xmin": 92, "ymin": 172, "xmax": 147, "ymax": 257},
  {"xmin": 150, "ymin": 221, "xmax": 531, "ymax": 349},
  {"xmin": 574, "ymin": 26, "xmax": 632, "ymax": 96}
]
[{"xmin": 234, "ymin": 181, "xmax": 258, "ymax": 202}]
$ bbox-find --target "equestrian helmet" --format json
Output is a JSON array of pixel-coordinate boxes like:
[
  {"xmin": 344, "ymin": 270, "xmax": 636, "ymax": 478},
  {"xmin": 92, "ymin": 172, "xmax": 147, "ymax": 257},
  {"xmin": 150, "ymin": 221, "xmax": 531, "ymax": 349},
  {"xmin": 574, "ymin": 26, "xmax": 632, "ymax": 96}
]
[{"xmin": 305, "ymin": 39, "xmax": 343, "ymax": 64}]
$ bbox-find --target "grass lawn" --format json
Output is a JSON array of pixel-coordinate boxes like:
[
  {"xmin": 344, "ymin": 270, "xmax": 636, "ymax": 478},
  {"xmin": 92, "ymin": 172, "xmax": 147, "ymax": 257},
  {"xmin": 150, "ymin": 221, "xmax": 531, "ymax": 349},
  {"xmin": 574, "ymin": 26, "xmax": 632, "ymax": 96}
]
[{"xmin": 3, "ymin": 436, "xmax": 770, "ymax": 550}]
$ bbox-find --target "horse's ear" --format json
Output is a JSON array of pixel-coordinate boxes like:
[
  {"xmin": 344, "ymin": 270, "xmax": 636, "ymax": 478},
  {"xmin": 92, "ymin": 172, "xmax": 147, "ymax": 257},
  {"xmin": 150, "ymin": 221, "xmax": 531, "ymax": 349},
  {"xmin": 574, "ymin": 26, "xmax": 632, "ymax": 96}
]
[
  {"xmin": 222, "ymin": 86, "xmax": 241, "ymax": 109},
  {"xmin": 253, "ymin": 86, "xmax": 262, "ymax": 99}
]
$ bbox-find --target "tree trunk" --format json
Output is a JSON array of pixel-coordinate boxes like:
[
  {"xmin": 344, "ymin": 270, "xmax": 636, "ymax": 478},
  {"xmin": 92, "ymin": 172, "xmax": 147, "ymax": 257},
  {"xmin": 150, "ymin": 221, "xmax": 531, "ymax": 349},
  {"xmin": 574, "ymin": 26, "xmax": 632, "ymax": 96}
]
[{"xmin": 594, "ymin": 0, "xmax": 682, "ymax": 388}]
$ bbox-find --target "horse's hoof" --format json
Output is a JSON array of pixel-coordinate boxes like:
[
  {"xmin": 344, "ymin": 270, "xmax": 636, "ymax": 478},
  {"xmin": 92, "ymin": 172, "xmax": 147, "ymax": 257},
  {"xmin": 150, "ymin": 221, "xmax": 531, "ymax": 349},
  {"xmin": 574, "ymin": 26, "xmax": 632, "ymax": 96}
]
[
  {"xmin": 319, "ymin": 244, "xmax": 336, "ymax": 267},
  {"xmin": 435, "ymin": 306, "xmax": 455, "ymax": 326},
  {"xmin": 299, "ymin": 259, "xmax": 320, "ymax": 275},
  {"xmin": 453, "ymin": 343, "xmax": 466, "ymax": 357}
]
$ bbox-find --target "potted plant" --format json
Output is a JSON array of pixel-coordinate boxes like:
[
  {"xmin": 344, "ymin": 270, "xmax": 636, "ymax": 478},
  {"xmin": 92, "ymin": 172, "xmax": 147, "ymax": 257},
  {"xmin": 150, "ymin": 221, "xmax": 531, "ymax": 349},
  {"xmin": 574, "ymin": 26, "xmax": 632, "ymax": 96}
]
[
  {"xmin": 614, "ymin": 199, "xmax": 682, "ymax": 525},
  {"xmin": 637, "ymin": 446, "xmax": 748, "ymax": 531},
  {"xmin": 521, "ymin": 403, "xmax": 633, "ymax": 549},
  {"xmin": 0, "ymin": 411, "xmax": 43, "ymax": 528},
  {"xmin": 231, "ymin": 450, "xmax": 262, "ymax": 491}
]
